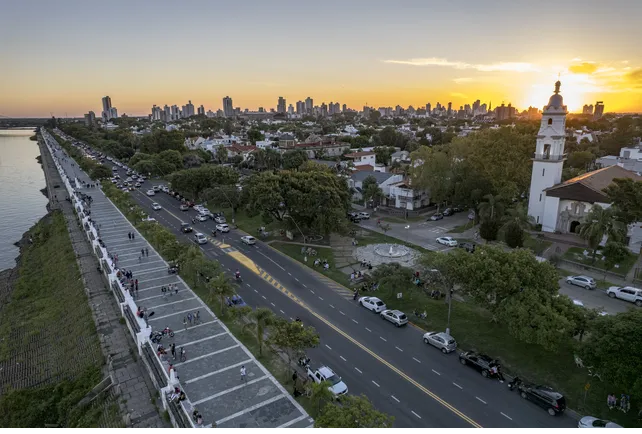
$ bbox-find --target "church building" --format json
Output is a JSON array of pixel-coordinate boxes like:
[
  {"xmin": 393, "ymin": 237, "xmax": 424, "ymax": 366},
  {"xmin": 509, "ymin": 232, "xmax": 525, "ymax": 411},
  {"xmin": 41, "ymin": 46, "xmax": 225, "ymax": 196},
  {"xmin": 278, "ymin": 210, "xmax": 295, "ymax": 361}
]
[{"xmin": 527, "ymin": 81, "xmax": 642, "ymax": 252}]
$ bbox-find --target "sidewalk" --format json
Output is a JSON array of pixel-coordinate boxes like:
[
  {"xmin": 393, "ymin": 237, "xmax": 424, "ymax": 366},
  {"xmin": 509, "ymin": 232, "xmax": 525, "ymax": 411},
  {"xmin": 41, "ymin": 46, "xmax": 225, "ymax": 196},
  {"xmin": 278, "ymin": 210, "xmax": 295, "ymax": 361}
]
[{"xmin": 39, "ymin": 137, "xmax": 166, "ymax": 428}]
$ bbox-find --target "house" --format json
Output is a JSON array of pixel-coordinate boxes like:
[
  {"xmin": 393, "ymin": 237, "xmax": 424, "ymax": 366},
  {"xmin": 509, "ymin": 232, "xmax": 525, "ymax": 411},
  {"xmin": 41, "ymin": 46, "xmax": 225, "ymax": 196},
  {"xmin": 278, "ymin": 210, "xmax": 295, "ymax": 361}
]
[
  {"xmin": 278, "ymin": 134, "xmax": 296, "ymax": 149},
  {"xmin": 391, "ymin": 150, "xmax": 410, "ymax": 164},
  {"xmin": 289, "ymin": 141, "xmax": 350, "ymax": 158},
  {"xmin": 596, "ymin": 140, "xmax": 642, "ymax": 174},
  {"xmin": 226, "ymin": 145, "xmax": 257, "ymax": 161},
  {"xmin": 348, "ymin": 171, "xmax": 403, "ymax": 202},
  {"xmin": 345, "ymin": 151, "xmax": 376, "ymax": 167},
  {"xmin": 388, "ymin": 181, "xmax": 430, "ymax": 210}
]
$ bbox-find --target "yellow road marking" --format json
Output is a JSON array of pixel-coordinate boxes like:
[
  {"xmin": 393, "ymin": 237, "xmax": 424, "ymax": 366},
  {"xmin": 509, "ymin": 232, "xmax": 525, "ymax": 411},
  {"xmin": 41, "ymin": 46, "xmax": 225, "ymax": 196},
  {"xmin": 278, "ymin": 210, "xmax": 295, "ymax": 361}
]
[{"xmin": 227, "ymin": 250, "xmax": 262, "ymax": 275}]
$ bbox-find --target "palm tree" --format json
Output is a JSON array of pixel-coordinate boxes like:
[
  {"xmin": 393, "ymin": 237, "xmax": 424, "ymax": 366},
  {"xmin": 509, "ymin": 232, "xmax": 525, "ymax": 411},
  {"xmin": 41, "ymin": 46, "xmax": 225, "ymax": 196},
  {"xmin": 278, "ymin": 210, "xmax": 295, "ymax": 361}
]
[
  {"xmin": 501, "ymin": 203, "xmax": 534, "ymax": 232},
  {"xmin": 243, "ymin": 307, "xmax": 276, "ymax": 356},
  {"xmin": 578, "ymin": 205, "xmax": 626, "ymax": 263},
  {"xmin": 477, "ymin": 194, "xmax": 504, "ymax": 222},
  {"xmin": 307, "ymin": 380, "xmax": 335, "ymax": 416},
  {"xmin": 207, "ymin": 273, "xmax": 237, "ymax": 314}
]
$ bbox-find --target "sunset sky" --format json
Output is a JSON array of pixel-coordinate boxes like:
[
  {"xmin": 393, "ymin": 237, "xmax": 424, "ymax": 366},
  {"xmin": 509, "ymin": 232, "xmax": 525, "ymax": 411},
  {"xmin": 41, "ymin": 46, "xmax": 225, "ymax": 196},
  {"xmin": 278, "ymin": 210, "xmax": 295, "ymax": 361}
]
[{"xmin": 2, "ymin": 0, "xmax": 642, "ymax": 117}]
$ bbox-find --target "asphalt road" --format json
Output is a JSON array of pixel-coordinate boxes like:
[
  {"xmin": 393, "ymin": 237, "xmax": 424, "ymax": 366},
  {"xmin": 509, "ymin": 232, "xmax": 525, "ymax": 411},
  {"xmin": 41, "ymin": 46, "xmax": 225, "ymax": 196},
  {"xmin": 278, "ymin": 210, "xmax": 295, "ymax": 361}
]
[
  {"xmin": 558, "ymin": 279, "xmax": 636, "ymax": 315},
  {"xmin": 98, "ymin": 162, "xmax": 578, "ymax": 428}
]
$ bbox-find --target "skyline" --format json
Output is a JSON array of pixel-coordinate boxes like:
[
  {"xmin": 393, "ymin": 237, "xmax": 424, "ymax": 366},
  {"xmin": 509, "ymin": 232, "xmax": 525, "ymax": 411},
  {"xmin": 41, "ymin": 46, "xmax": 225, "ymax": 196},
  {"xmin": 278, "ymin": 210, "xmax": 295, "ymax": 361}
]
[{"xmin": 2, "ymin": 0, "xmax": 642, "ymax": 117}]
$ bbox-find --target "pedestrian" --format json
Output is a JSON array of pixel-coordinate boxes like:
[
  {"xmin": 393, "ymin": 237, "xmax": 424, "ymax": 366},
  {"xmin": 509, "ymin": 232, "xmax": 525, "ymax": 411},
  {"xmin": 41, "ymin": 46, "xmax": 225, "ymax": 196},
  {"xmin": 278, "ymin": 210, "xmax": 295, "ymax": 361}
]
[
  {"xmin": 292, "ymin": 371, "xmax": 298, "ymax": 384},
  {"xmin": 187, "ymin": 312, "xmax": 193, "ymax": 325},
  {"xmin": 174, "ymin": 284, "xmax": 179, "ymax": 295},
  {"xmin": 135, "ymin": 280, "xmax": 139, "ymax": 292},
  {"xmin": 145, "ymin": 247, "xmax": 149, "ymax": 257},
  {"xmin": 132, "ymin": 232, "xmax": 135, "ymax": 240},
  {"xmin": 128, "ymin": 232, "xmax": 132, "ymax": 240},
  {"xmin": 162, "ymin": 285, "xmax": 167, "ymax": 300},
  {"xmin": 170, "ymin": 343, "xmax": 176, "ymax": 360},
  {"xmin": 195, "ymin": 310, "xmax": 200, "ymax": 324},
  {"xmin": 240, "ymin": 365, "xmax": 246, "ymax": 382},
  {"xmin": 141, "ymin": 248, "xmax": 145, "ymax": 257},
  {"xmin": 183, "ymin": 317, "xmax": 188, "ymax": 330},
  {"xmin": 607, "ymin": 393, "xmax": 617, "ymax": 409}
]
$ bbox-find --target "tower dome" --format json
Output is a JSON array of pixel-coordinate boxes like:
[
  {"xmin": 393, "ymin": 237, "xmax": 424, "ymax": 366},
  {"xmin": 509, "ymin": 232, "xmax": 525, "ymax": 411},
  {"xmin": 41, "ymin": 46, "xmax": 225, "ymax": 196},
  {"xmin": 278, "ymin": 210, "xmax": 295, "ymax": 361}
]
[{"xmin": 543, "ymin": 80, "xmax": 567, "ymax": 113}]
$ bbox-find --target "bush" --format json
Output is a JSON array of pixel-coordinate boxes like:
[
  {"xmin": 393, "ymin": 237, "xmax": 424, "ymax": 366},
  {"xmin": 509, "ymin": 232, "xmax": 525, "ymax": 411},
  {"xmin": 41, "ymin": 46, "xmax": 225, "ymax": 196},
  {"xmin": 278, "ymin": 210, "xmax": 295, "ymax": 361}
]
[
  {"xmin": 479, "ymin": 220, "xmax": 500, "ymax": 242},
  {"xmin": 504, "ymin": 224, "xmax": 525, "ymax": 248}
]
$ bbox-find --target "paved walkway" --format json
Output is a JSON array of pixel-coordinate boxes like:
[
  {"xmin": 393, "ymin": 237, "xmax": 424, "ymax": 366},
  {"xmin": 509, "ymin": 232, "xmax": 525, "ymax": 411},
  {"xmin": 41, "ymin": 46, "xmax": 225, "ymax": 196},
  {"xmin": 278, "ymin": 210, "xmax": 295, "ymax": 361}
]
[
  {"xmin": 38, "ymin": 137, "xmax": 166, "ymax": 428},
  {"xmin": 43, "ymin": 130, "xmax": 311, "ymax": 429}
]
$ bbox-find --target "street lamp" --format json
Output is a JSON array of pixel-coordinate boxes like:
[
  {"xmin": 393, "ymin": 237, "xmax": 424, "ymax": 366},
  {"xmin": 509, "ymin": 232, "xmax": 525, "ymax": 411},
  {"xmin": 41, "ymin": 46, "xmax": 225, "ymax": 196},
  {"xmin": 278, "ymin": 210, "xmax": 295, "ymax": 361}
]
[{"xmin": 429, "ymin": 268, "xmax": 454, "ymax": 336}]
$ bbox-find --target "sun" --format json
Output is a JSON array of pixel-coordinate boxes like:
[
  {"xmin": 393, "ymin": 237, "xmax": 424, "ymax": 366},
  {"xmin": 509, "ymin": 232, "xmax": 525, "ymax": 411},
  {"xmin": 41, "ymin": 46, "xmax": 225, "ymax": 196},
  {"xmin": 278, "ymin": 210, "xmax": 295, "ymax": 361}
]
[{"xmin": 524, "ymin": 79, "xmax": 585, "ymax": 113}]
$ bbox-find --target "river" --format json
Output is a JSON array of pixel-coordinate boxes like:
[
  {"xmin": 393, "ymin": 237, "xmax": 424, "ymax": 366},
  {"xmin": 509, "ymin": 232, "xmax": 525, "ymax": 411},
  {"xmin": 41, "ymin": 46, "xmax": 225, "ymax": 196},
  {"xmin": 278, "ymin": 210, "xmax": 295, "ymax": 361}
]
[{"xmin": 0, "ymin": 129, "xmax": 49, "ymax": 271}]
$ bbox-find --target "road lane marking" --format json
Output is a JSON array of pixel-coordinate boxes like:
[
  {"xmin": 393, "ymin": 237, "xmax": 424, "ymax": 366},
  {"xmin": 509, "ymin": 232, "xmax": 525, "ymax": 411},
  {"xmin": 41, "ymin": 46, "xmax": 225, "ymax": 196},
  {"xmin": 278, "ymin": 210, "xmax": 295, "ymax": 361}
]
[
  {"xmin": 413, "ymin": 357, "xmax": 421, "ymax": 364},
  {"xmin": 352, "ymin": 319, "xmax": 358, "ymax": 324},
  {"xmin": 309, "ymin": 290, "xmax": 315, "ymax": 294},
  {"xmin": 391, "ymin": 395, "xmax": 400, "ymax": 403},
  {"xmin": 395, "ymin": 346, "xmax": 403, "ymax": 352},
  {"xmin": 475, "ymin": 397, "xmax": 486, "ymax": 404},
  {"xmin": 411, "ymin": 411, "xmax": 422, "ymax": 419},
  {"xmin": 354, "ymin": 367, "xmax": 362, "ymax": 374},
  {"xmin": 372, "ymin": 381, "xmax": 380, "ymax": 388},
  {"xmin": 501, "ymin": 412, "xmax": 512, "ymax": 421},
  {"xmin": 270, "ymin": 302, "xmax": 275, "ymax": 307},
  {"xmin": 329, "ymin": 304, "xmax": 335, "ymax": 309},
  {"xmin": 302, "ymin": 283, "xmax": 307, "ymax": 288},
  {"xmin": 380, "ymin": 336, "xmax": 387, "ymax": 342},
  {"xmin": 288, "ymin": 272, "xmax": 291, "ymax": 276},
  {"xmin": 339, "ymin": 356, "xmax": 346, "ymax": 362},
  {"xmin": 254, "ymin": 289, "xmax": 258, "ymax": 293},
  {"xmin": 453, "ymin": 382, "xmax": 463, "ymax": 389},
  {"xmin": 280, "ymin": 310, "xmax": 285, "ymax": 314},
  {"xmin": 365, "ymin": 327, "xmax": 372, "ymax": 332},
  {"xmin": 432, "ymin": 369, "xmax": 441, "ymax": 376},
  {"xmin": 261, "ymin": 295, "xmax": 267, "ymax": 300},
  {"xmin": 294, "ymin": 278, "xmax": 299, "ymax": 282},
  {"xmin": 318, "ymin": 296, "xmax": 323, "ymax": 300},
  {"xmin": 339, "ymin": 311, "xmax": 345, "ymax": 316},
  {"xmin": 325, "ymin": 344, "xmax": 332, "ymax": 350}
]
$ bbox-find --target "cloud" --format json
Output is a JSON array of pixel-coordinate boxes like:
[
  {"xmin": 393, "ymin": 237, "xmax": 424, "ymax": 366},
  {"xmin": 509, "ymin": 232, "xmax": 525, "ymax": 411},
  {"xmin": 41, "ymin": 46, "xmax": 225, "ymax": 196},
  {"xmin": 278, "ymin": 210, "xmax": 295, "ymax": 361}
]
[
  {"xmin": 450, "ymin": 92, "xmax": 468, "ymax": 99},
  {"xmin": 453, "ymin": 77, "xmax": 473, "ymax": 84},
  {"xmin": 626, "ymin": 68, "xmax": 642, "ymax": 87},
  {"xmin": 384, "ymin": 57, "xmax": 537, "ymax": 73},
  {"xmin": 568, "ymin": 62, "xmax": 598, "ymax": 74}
]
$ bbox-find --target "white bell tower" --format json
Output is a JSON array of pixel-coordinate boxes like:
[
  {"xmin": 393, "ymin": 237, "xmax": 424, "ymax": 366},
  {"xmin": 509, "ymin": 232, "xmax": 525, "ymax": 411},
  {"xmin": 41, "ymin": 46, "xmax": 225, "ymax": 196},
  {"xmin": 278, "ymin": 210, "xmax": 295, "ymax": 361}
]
[{"xmin": 527, "ymin": 80, "xmax": 568, "ymax": 226}]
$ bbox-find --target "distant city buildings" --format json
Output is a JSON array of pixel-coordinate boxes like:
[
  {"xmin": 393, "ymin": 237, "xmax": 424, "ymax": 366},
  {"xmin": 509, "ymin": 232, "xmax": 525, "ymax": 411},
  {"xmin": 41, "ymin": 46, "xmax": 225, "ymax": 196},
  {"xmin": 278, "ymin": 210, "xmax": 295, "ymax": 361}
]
[
  {"xmin": 594, "ymin": 101, "xmax": 605, "ymax": 120},
  {"xmin": 84, "ymin": 111, "xmax": 96, "ymax": 127},
  {"xmin": 101, "ymin": 96, "xmax": 118, "ymax": 122},
  {"xmin": 223, "ymin": 96, "xmax": 234, "ymax": 117},
  {"xmin": 277, "ymin": 97, "xmax": 286, "ymax": 114},
  {"xmin": 582, "ymin": 104, "xmax": 594, "ymax": 115},
  {"xmin": 305, "ymin": 97, "xmax": 313, "ymax": 114}
]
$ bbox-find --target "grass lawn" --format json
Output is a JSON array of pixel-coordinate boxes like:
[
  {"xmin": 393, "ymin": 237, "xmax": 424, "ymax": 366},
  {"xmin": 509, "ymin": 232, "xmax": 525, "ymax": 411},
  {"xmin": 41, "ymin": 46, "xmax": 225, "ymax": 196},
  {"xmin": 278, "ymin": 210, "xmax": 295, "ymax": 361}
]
[
  {"xmin": 271, "ymin": 242, "xmax": 352, "ymax": 288},
  {"xmin": 448, "ymin": 221, "xmax": 476, "ymax": 233},
  {"xmin": 522, "ymin": 234, "xmax": 553, "ymax": 256},
  {"xmin": 563, "ymin": 247, "xmax": 636, "ymax": 276}
]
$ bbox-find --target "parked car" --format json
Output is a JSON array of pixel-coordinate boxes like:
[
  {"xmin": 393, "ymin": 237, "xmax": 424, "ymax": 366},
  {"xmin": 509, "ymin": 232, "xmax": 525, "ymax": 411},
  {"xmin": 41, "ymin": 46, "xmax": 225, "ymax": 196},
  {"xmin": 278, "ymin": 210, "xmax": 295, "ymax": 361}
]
[
  {"xmin": 225, "ymin": 295, "xmax": 247, "ymax": 307},
  {"xmin": 347, "ymin": 212, "xmax": 363, "ymax": 223},
  {"xmin": 357, "ymin": 212, "xmax": 370, "ymax": 219},
  {"xmin": 214, "ymin": 216, "xmax": 226, "ymax": 224},
  {"xmin": 306, "ymin": 365, "xmax": 348, "ymax": 397},
  {"xmin": 430, "ymin": 213, "xmax": 444, "ymax": 221},
  {"xmin": 180, "ymin": 204, "xmax": 190, "ymax": 211},
  {"xmin": 458, "ymin": 351, "xmax": 497, "ymax": 378},
  {"xmin": 380, "ymin": 309, "xmax": 408, "ymax": 327},
  {"xmin": 194, "ymin": 232, "xmax": 207, "ymax": 244},
  {"xmin": 458, "ymin": 242, "xmax": 476, "ymax": 253},
  {"xmin": 152, "ymin": 203, "xmax": 162, "ymax": 211},
  {"xmin": 606, "ymin": 286, "xmax": 642, "ymax": 306},
  {"xmin": 578, "ymin": 416, "xmax": 622, "ymax": 428},
  {"xmin": 436, "ymin": 236, "xmax": 458, "ymax": 247},
  {"xmin": 241, "ymin": 235, "xmax": 256, "ymax": 245},
  {"xmin": 180, "ymin": 223, "xmax": 193, "ymax": 233},
  {"xmin": 566, "ymin": 275, "xmax": 597, "ymax": 290},
  {"xmin": 146, "ymin": 190, "xmax": 155, "ymax": 196},
  {"xmin": 423, "ymin": 331, "xmax": 457, "ymax": 353},
  {"xmin": 216, "ymin": 223, "xmax": 230, "ymax": 233},
  {"xmin": 197, "ymin": 214, "xmax": 209, "ymax": 222},
  {"xmin": 517, "ymin": 383, "xmax": 566, "ymax": 416},
  {"xmin": 153, "ymin": 185, "xmax": 161, "ymax": 192},
  {"xmin": 443, "ymin": 208, "xmax": 454, "ymax": 216},
  {"xmin": 358, "ymin": 296, "xmax": 386, "ymax": 313}
]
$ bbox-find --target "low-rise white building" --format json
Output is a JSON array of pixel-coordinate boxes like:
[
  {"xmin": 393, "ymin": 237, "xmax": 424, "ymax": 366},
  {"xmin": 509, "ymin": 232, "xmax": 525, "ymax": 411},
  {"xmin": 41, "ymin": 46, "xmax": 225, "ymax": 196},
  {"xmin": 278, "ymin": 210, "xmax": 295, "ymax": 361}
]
[
  {"xmin": 388, "ymin": 181, "xmax": 430, "ymax": 210},
  {"xmin": 345, "ymin": 151, "xmax": 376, "ymax": 167}
]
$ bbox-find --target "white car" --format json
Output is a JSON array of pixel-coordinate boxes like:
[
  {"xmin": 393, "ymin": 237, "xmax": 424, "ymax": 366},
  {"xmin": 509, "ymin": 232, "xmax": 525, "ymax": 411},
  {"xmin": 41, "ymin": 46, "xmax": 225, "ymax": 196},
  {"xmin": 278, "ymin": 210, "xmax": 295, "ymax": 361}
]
[
  {"xmin": 357, "ymin": 212, "xmax": 370, "ymax": 219},
  {"xmin": 380, "ymin": 309, "xmax": 408, "ymax": 327},
  {"xmin": 153, "ymin": 185, "xmax": 161, "ymax": 192},
  {"xmin": 197, "ymin": 214, "xmax": 209, "ymax": 222},
  {"xmin": 146, "ymin": 190, "xmax": 155, "ymax": 196},
  {"xmin": 152, "ymin": 203, "xmax": 162, "ymax": 210},
  {"xmin": 436, "ymin": 236, "xmax": 458, "ymax": 247},
  {"xmin": 241, "ymin": 235, "xmax": 256, "ymax": 245},
  {"xmin": 194, "ymin": 233, "xmax": 207, "ymax": 245},
  {"xmin": 578, "ymin": 416, "xmax": 622, "ymax": 428},
  {"xmin": 216, "ymin": 223, "xmax": 230, "ymax": 233},
  {"xmin": 214, "ymin": 216, "xmax": 226, "ymax": 224},
  {"xmin": 142, "ymin": 216, "xmax": 156, "ymax": 223},
  {"xmin": 607, "ymin": 286, "xmax": 642, "ymax": 306},
  {"xmin": 358, "ymin": 296, "xmax": 386, "ymax": 313},
  {"xmin": 307, "ymin": 365, "xmax": 348, "ymax": 397}
]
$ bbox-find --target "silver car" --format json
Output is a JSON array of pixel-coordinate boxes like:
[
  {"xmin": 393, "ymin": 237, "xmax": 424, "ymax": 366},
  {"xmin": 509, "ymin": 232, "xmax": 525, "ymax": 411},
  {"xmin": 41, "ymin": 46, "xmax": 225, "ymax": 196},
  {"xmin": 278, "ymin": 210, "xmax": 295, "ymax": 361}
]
[
  {"xmin": 566, "ymin": 275, "xmax": 597, "ymax": 290},
  {"xmin": 423, "ymin": 331, "xmax": 457, "ymax": 353},
  {"xmin": 380, "ymin": 309, "xmax": 408, "ymax": 327}
]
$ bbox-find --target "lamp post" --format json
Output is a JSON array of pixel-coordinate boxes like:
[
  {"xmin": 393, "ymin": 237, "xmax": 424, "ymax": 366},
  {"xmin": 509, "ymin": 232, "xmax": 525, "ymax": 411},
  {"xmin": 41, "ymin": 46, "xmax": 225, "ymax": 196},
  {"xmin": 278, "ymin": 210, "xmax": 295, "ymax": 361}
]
[{"xmin": 429, "ymin": 268, "xmax": 454, "ymax": 335}]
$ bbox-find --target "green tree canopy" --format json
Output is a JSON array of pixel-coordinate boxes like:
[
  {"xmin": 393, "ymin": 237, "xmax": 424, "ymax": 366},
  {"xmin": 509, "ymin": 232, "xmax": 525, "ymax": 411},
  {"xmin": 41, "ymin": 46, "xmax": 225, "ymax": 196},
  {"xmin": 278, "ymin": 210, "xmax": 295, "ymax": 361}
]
[
  {"xmin": 374, "ymin": 146, "xmax": 396, "ymax": 165},
  {"xmin": 169, "ymin": 165, "xmax": 239, "ymax": 201},
  {"xmin": 140, "ymin": 130, "xmax": 186, "ymax": 154},
  {"xmin": 578, "ymin": 205, "xmax": 626, "ymax": 261},
  {"xmin": 282, "ymin": 149, "xmax": 308, "ymax": 170},
  {"xmin": 247, "ymin": 128, "xmax": 264, "ymax": 144},
  {"xmin": 267, "ymin": 318, "xmax": 319, "ymax": 374},
  {"xmin": 604, "ymin": 178, "xmax": 642, "ymax": 225},
  {"xmin": 361, "ymin": 175, "xmax": 384, "ymax": 206},
  {"xmin": 90, "ymin": 164, "xmax": 113, "ymax": 180},
  {"xmin": 315, "ymin": 395, "xmax": 395, "ymax": 428}
]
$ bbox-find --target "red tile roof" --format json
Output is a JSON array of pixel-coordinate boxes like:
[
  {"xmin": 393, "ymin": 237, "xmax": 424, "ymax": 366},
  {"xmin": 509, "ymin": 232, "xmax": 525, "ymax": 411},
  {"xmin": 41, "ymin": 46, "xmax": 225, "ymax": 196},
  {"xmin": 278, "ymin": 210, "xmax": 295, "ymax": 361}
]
[{"xmin": 345, "ymin": 151, "xmax": 375, "ymax": 158}]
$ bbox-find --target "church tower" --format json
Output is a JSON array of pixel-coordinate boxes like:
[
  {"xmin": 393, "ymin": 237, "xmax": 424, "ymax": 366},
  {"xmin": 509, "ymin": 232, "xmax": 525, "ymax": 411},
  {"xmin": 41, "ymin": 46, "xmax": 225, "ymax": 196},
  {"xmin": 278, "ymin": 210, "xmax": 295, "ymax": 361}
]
[{"xmin": 527, "ymin": 81, "xmax": 568, "ymax": 228}]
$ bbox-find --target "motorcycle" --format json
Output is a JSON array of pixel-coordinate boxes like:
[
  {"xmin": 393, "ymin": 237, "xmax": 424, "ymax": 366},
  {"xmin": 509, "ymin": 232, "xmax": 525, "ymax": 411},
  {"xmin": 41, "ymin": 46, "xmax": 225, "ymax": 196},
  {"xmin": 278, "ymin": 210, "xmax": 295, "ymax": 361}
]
[
  {"xmin": 162, "ymin": 327, "xmax": 175, "ymax": 337},
  {"xmin": 297, "ymin": 355, "xmax": 311, "ymax": 367},
  {"xmin": 413, "ymin": 309, "xmax": 427, "ymax": 320},
  {"xmin": 507, "ymin": 377, "xmax": 522, "ymax": 391},
  {"xmin": 150, "ymin": 331, "xmax": 163, "ymax": 344}
]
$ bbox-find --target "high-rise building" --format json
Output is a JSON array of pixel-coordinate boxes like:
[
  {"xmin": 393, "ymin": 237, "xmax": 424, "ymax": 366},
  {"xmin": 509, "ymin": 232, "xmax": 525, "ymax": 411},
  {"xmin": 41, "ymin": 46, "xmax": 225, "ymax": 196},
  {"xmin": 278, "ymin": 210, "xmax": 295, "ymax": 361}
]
[
  {"xmin": 170, "ymin": 105, "xmax": 179, "ymax": 120},
  {"xmin": 102, "ymin": 96, "xmax": 112, "ymax": 113},
  {"xmin": 197, "ymin": 105, "xmax": 205, "ymax": 116},
  {"xmin": 363, "ymin": 106, "xmax": 371, "ymax": 117},
  {"xmin": 426, "ymin": 103, "xmax": 431, "ymax": 115},
  {"xmin": 447, "ymin": 102, "xmax": 452, "ymax": 116},
  {"xmin": 184, "ymin": 100, "xmax": 194, "ymax": 117},
  {"xmin": 84, "ymin": 111, "xmax": 96, "ymax": 127},
  {"xmin": 287, "ymin": 104, "xmax": 294, "ymax": 115},
  {"xmin": 582, "ymin": 104, "xmax": 594, "ymax": 115},
  {"xmin": 223, "ymin": 96, "xmax": 234, "ymax": 117},
  {"xmin": 163, "ymin": 105, "xmax": 171, "ymax": 120},
  {"xmin": 594, "ymin": 102, "xmax": 605, "ymax": 119},
  {"xmin": 296, "ymin": 101, "xmax": 305, "ymax": 114},
  {"xmin": 277, "ymin": 97, "xmax": 286, "ymax": 114},
  {"xmin": 334, "ymin": 102, "xmax": 340, "ymax": 114},
  {"xmin": 472, "ymin": 99, "xmax": 481, "ymax": 115},
  {"xmin": 151, "ymin": 105, "xmax": 161, "ymax": 121},
  {"xmin": 109, "ymin": 107, "xmax": 118, "ymax": 120},
  {"xmin": 342, "ymin": 103, "xmax": 347, "ymax": 112},
  {"xmin": 305, "ymin": 97, "xmax": 313, "ymax": 114},
  {"xmin": 495, "ymin": 103, "xmax": 516, "ymax": 121},
  {"xmin": 320, "ymin": 102, "xmax": 328, "ymax": 117},
  {"xmin": 101, "ymin": 96, "xmax": 116, "ymax": 121}
]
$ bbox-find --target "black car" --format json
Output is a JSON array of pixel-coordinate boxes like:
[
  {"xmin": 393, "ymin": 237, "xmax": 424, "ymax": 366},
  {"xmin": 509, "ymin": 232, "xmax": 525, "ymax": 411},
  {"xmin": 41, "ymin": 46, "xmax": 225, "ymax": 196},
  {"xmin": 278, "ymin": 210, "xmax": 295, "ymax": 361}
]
[
  {"xmin": 452, "ymin": 206, "xmax": 464, "ymax": 213},
  {"xmin": 459, "ymin": 242, "xmax": 476, "ymax": 253},
  {"xmin": 180, "ymin": 223, "xmax": 193, "ymax": 233},
  {"xmin": 443, "ymin": 208, "xmax": 454, "ymax": 216},
  {"xmin": 458, "ymin": 351, "xmax": 497, "ymax": 378},
  {"xmin": 517, "ymin": 383, "xmax": 566, "ymax": 416}
]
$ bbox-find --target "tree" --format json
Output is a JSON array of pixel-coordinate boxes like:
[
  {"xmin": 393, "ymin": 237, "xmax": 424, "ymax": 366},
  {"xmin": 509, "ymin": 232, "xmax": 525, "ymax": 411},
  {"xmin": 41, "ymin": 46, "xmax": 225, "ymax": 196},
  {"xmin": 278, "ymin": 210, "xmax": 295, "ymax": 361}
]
[
  {"xmin": 169, "ymin": 165, "xmax": 238, "ymax": 201},
  {"xmin": 479, "ymin": 219, "xmax": 500, "ymax": 242},
  {"xmin": 207, "ymin": 273, "xmax": 237, "ymax": 314},
  {"xmin": 282, "ymin": 149, "xmax": 308, "ymax": 170},
  {"xmin": 267, "ymin": 318, "xmax": 319, "ymax": 375},
  {"xmin": 203, "ymin": 185, "xmax": 245, "ymax": 223},
  {"xmin": 242, "ymin": 307, "xmax": 276, "ymax": 356},
  {"xmin": 501, "ymin": 203, "xmax": 533, "ymax": 248},
  {"xmin": 215, "ymin": 145, "xmax": 228, "ymax": 164},
  {"xmin": 410, "ymin": 146, "xmax": 452, "ymax": 207},
  {"xmin": 578, "ymin": 205, "xmax": 626, "ymax": 263},
  {"xmin": 315, "ymin": 395, "xmax": 395, "ymax": 428},
  {"xmin": 307, "ymin": 381, "xmax": 335, "ymax": 416},
  {"xmin": 579, "ymin": 309, "xmax": 642, "ymax": 398},
  {"xmin": 504, "ymin": 224, "xmax": 525, "ymax": 248},
  {"xmin": 361, "ymin": 175, "xmax": 383, "ymax": 207},
  {"xmin": 374, "ymin": 146, "xmax": 395, "ymax": 165},
  {"xmin": 601, "ymin": 241, "xmax": 630, "ymax": 278},
  {"xmin": 247, "ymin": 128, "xmax": 264, "ymax": 144},
  {"xmin": 90, "ymin": 164, "xmax": 113, "ymax": 180},
  {"xmin": 478, "ymin": 194, "xmax": 504, "ymax": 222},
  {"xmin": 566, "ymin": 151, "xmax": 595, "ymax": 170},
  {"xmin": 139, "ymin": 130, "xmax": 186, "ymax": 154},
  {"xmin": 604, "ymin": 178, "xmax": 642, "ymax": 225},
  {"xmin": 183, "ymin": 153, "xmax": 204, "ymax": 168}
]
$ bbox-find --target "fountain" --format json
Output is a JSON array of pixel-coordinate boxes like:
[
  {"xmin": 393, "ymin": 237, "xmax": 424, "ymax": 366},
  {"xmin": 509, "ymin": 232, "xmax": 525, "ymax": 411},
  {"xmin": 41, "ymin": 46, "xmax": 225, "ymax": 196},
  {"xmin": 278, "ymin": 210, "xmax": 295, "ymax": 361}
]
[{"xmin": 374, "ymin": 243, "xmax": 409, "ymax": 258}]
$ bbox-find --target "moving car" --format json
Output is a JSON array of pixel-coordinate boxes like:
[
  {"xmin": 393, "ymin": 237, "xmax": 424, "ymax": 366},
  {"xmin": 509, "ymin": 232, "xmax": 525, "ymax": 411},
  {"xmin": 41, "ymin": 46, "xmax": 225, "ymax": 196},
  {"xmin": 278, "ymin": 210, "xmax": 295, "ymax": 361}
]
[
  {"xmin": 358, "ymin": 296, "xmax": 386, "ymax": 313},
  {"xmin": 214, "ymin": 216, "xmax": 226, "ymax": 224},
  {"xmin": 380, "ymin": 309, "xmax": 408, "ymax": 327},
  {"xmin": 606, "ymin": 286, "xmax": 642, "ymax": 306},
  {"xmin": 430, "ymin": 213, "xmax": 443, "ymax": 221},
  {"xmin": 152, "ymin": 203, "xmax": 162, "ymax": 210},
  {"xmin": 458, "ymin": 351, "xmax": 497, "ymax": 378},
  {"xmin": 153, "ymin": 185, "xmax": 161, "ymax": 192},
  {"xmin": 517, "ymin": 383, "xmax": 566, "ymax": 416},
  {"xmin": 197, "ymin": 214, "xmax": 209, "ymax": 222},
  {"xmin": 357, "ymin": 212, "xmax": 370, "ymax": 219},
  {"xmin": 578, "ymin": 416, "xmax": 622, "ymax": 428},
  {"xmin": 306, "ymin": 365, "xmax": 348, "ymax": 397},
  {"xmin": 180, "ymin": 223, "xmax": 193, "ymax": 233},
  {"xmin": 146, "ymin": 189, "xmax": 155, "ymax": 196},
  {"xmin": 216, "ymin": 223, "xmax": 229, "ymax": 233},
  {"xmin": 241, "ymin": 235, "xmax": 256, "ymax": 245},
  {"xmin": 566, "ymin": 275, "xmax": 596, "ymax": 290},
  {"xmin": 436, "ymin": 236, "xmax": 458, "ymax": 247},
  {"xmin": 194, "ymin": 232, "xmax": 207, "ymax": 244},
  {"xmin": 180, "ymin": 204, "xmax": 190, "ymax": 211},
  {"xmin": 423, "ymin": 331, "xmax": 457, "ymax": 353}
]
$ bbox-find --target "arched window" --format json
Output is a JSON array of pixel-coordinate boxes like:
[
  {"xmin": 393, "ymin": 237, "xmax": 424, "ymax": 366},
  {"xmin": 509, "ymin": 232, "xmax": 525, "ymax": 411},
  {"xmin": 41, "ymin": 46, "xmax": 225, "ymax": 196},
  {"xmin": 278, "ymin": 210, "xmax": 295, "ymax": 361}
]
[{"xmin": 547, "ymin": 118, "xmax": 553, "ymax": 125}]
